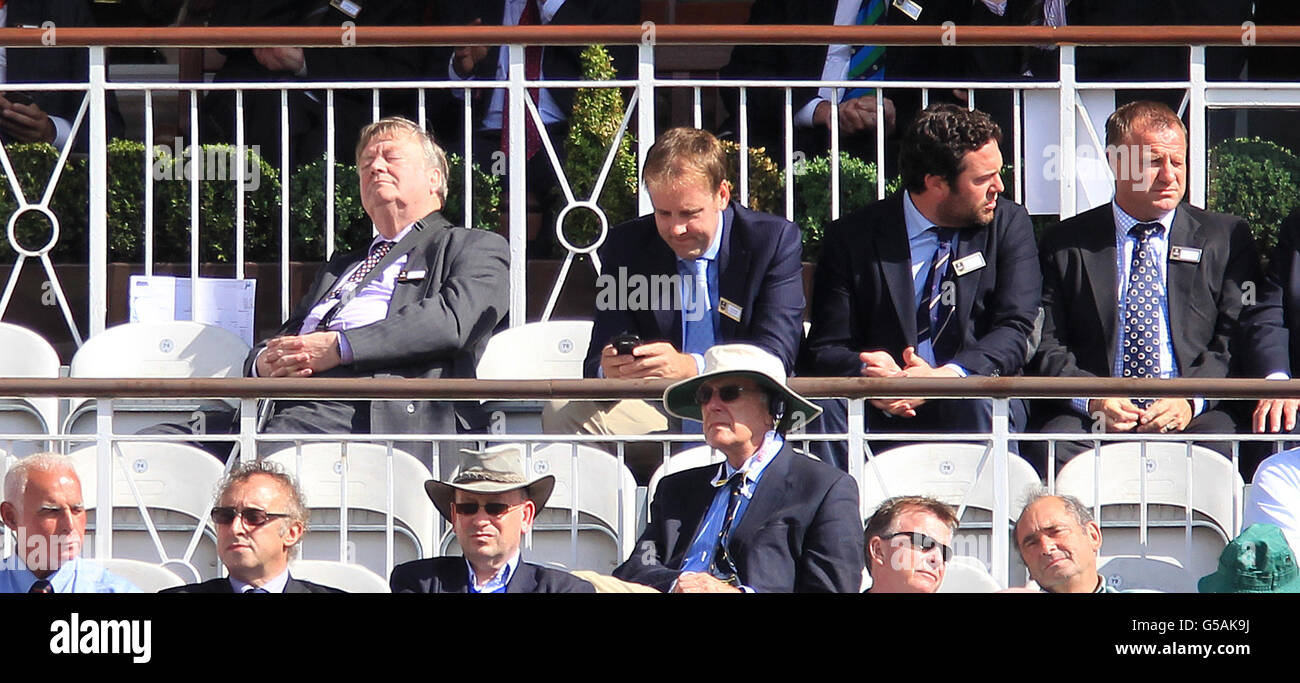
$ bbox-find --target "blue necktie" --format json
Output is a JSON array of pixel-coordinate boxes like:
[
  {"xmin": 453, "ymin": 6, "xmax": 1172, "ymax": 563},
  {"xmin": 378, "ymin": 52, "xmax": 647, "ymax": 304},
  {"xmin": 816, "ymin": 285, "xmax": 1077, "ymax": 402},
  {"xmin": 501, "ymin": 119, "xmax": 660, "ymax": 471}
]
[
  {"xmin": 844, "ymin": 0, "xmax": 887, "ymax": 101},
  {"xmin": 710, "ymin": 471, "xmax": 745, "ymax": 586},
  {"xmin": 916, "ymin": 227, "xmax": 956, "ymax": 363},
  {"xmin": 682, "ymin": 257, "xmax": 715, "ymax": 356},
  {"xmin": 1122, "ymin": 222, "xmax": 1164, "ymax": 409}
]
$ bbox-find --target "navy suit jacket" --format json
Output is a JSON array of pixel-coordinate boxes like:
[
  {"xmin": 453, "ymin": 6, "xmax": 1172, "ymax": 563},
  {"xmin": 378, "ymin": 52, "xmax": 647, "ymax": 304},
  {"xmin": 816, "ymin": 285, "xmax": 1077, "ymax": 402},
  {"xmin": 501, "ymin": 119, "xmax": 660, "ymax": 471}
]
[
  {"xmin": 160, "ymin": 576, "xmax": 344, "ymax": 594},
  {"xmin": 804, "ymin": 193, "xmax": 1041, "ymax": 378},
  {"xmin": 1033, "ymin": 203, "xmax": 1263, "ymax": 385},
  {"xmin": 389, "ymin": 557, "xmax": 596, "ymax": 594},
  {"xmin": 585, "ymin": 202, "xmax": 806, "ymax": 376},
  {"xmin": 1235, "ymin": 207, "xmax": 1299, "ymax": 379},
  {"xmin": 612, "ymin": 443, "xmax": 864, "ymax": 593}
]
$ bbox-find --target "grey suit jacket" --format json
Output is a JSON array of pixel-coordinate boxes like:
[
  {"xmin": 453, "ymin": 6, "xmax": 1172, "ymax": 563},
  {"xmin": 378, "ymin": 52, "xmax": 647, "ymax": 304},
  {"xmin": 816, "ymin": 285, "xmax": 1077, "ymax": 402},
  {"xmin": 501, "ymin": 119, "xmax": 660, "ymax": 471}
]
[{"xmin": 247, "ymin": 211, "xmax": 510, "ymax": 438}]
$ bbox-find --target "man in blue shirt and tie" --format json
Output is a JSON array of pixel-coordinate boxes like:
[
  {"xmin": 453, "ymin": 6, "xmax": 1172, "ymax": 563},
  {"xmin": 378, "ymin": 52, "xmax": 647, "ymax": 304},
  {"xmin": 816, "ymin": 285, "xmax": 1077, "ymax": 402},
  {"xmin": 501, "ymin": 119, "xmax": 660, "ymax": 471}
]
[
  {"xmin": 547, "ymin": 127, "xmax": 806, "ymax": 479},
  {"xmin": 0, "ymin": 453, "xmax": 139, "ymax": 593},
  {"xmin": 1030, "ymin": 100, "xmax": 1262, "ymax": 464},
  {"xmin": 613, "ymin": 344, "xmax": 864, "ymax": 592}
]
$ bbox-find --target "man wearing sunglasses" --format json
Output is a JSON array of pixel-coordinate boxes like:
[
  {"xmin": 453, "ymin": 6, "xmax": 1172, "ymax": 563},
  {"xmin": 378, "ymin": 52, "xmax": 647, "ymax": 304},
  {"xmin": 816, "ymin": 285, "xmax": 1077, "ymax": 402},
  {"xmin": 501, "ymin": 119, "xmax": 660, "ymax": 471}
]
[
  {"xmin": 389, "ymin": 446, "xmax": 595, "ymax": 593},
  {"xmin": 0, "ymin": 453, "xmax": 139, "ymax": 593},
  {"xmin": 613, "ymin": 344, "xmax": 864, "ymax": 593},
  {"xmin": 863, "ymin": 496, "xmax": 958, "ymax": 593},
  {"xmin": 1015, "ymin": 491, "xmax": 1115, "ymax": 593},
  {"xmin": 163, "ymin": 461, "xmax": 342, "ymax": 593}
]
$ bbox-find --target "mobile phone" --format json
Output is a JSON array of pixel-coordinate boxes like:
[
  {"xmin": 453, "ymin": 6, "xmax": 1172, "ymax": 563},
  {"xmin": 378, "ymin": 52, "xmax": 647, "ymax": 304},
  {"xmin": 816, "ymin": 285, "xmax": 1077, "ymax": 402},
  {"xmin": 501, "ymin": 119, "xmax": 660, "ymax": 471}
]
[
  {"xmin": 4, "ymin": 92, "xmax": 34, "ymax": 106},
  {"xmin": 611, "ymin": 334, "xmax": 641, "ymax": 355}
]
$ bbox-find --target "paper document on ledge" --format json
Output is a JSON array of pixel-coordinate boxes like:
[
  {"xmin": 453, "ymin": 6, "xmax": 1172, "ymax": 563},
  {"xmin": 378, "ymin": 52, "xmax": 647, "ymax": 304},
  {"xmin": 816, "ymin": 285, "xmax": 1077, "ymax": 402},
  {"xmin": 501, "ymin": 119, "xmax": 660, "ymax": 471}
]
[{"xmin": 129, "ymin": 276, "xmax": 257, "ymax": 345}]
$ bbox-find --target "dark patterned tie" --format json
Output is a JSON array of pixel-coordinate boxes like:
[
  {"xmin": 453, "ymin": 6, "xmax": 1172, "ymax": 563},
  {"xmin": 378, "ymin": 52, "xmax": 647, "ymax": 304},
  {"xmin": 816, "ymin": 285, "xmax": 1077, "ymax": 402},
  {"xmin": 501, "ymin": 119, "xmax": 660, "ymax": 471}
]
[
  {"xmin": 328, "ymin": 240, "xmax": 394, "ymax": 300},
  {"xmin": 710, "ymin": 471, "xmax": 746, "ymax": 586},
  {"xmin": 1122, "ymin": 222, "xmax": 1164, "ymax": 409},
  {"xmin": 500, "ymin": 0, "xmax": 544, "ymax": 161},
  {"xmin": 916, "ymin": 227, "xmax": 956, "ymax": 362},
  {"xmin": 243, "ymin": 587, "xmax": 270, "ymax": 594},
  {"xmin": 29, "ymin": 579, "xmax": 53, "ymax": 593}
]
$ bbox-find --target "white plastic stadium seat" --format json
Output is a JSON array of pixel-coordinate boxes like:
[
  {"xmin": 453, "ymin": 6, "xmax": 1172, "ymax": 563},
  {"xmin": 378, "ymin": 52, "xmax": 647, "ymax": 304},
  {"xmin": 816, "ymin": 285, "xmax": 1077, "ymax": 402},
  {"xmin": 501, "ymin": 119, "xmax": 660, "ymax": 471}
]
[
  {"xmin": 97, "ymin": 558, "xmax": 187, "ymax": 592},
  {"xmin": 475, "ymin": 320, "xmax": 594, "ymax": 434},
  {"xmin": 264, "ymin": 443, "xmax": 436, "ymax": 580},
  {"xmin": 1096, "ymin": 555, "xmax": 1184, "ymax": 593},
  {"xmin": 1055, "ymin": 442, "xmax": 1244, "ymax": 589},
  {"xmin": 0, "ymin": 322, "xmax": 60, "ymax": 456},
  {"xmin": 440, "ymin": 442, "xmax": 638, "ymax": 574},
  {"xmin": 63, "ymin": 321, "xmax": 250, "ymax": 437},
  {"xmin": 476, "ymin": 320, "xmax": 593, "ymax": 380},
  {"xmin": 937, "ymin": 555, "xmax": 1002, "ymax": 593},
  {"xmin": 69, "ymin": 441, "xmax": 227, "ymax": 582},
  {"xmin": 289, "ymin": 559, "xmax": 390, "ymax": 593}
]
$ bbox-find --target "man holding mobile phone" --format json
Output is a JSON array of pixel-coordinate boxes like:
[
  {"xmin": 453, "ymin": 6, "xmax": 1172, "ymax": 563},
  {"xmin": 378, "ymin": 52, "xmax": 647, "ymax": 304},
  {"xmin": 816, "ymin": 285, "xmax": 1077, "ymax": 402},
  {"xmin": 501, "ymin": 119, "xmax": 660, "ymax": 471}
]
[{"xmin": 544, "ymin": 127, "xmax": 806, "ymax": 478}]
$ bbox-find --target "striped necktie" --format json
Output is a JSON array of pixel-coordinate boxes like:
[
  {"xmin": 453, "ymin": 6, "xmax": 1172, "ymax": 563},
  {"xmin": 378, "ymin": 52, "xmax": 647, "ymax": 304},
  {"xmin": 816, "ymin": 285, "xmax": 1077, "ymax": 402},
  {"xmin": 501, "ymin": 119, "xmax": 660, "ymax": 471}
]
[
  {"xmin": 916, "ymin": 227, "xmax": 956, "ymax": 361},
  {"xmin": 843, "ymin": 0, "xmax": 887, "ymax": 101}
]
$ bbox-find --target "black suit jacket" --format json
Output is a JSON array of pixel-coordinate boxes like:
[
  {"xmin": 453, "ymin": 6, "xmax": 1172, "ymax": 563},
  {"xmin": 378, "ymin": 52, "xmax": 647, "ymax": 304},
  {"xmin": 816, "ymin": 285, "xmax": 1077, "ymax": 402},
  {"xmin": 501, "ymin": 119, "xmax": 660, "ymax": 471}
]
[
  {"xmin": 247, "ymin": 211, "xmax": 510, "ymax": 442},
  {"xmin": 804, "ymin": 193, "xmax": 1041, "ymax": 379},
  {"xmin": 584, "ymin": 202, "xmax": 806, "ymax": 376},
  {"xmin": 425, "ymin": 0, "xmax": 639, "ymax": 146},
  {"xmin": 4, "ymin": 0, "xmax": 124, "ymax": 151},
  {"xmin": 389, "ymin": 556, "xmax": 596, "ymax": 593},
  {"xmin": 1230, "ymin": 207, "xmax": 1297, "ymax": 379},
  {"xmin": 613, "ymin": 443, "xmax": 864, "ymax": 593},
  {"xmin": 1032, "ymin": 202, "xmax": 1264, "ymax": 403},
  {"xmin": 161, "ymin": 576, "xmax": 344, "ymax": 593},
  {"xmin": 203, "ymin": 0, "xmax": 425, "ymax": 165},
  {"xmin": 719, "ymin": 0, "xmax": 1008, "ymax": 158}
]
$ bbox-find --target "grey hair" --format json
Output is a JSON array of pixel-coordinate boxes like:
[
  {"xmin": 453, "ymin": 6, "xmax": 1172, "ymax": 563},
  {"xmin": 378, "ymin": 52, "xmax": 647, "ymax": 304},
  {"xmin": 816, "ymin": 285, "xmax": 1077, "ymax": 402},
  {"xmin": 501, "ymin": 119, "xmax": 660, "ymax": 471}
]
[
  {"xmin": 216, "ymin": 460, "xmax": 310, "ymax": 537},
  {"xmin": 355, "ymin": 116, "xmax": 450, "ymax": 204},
  {"xmin": 3, "ymin": 453, "xmax": 78, "ymax": 513},
  {"xmin": 1018, "ymin": 488, "xmax": 1094, "ymax": 527}
]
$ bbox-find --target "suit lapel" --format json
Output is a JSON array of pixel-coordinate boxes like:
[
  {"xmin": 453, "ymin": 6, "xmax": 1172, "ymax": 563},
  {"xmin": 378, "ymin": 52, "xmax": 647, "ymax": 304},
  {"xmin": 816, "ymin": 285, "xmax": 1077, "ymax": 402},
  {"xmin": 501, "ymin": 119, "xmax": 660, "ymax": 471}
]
[
  {"xmin": 1165, "ymin": 205, "xmax": 1203, "ymax": 373},
  {"xmin": 1081, "ymin": 209, "xmax": 1119, "ymax": 369},
  {"xmin": 284, "ymin": 577, "xmax": 310, "ymax": 594},
  {"xmin": 646, "ymin": 234, "xmax": 680, "ymax": 344},
  {"xmin": 949, "ymin": 222, "xmax": 988, "ymax": 333},
  {"xmin": 505, "ymin": 561, "xmax": 538, "ymax": 594},
  {"xmin": 317, "ymin": 213, "xmax": 442, "ymax": 306},
  {"xmin": 876, "ymin": 198, "xmax": 919, "ymax": 344},
  {"xmin": 716, "ymin": 204, "xmax": 748, "ymax": 341}
]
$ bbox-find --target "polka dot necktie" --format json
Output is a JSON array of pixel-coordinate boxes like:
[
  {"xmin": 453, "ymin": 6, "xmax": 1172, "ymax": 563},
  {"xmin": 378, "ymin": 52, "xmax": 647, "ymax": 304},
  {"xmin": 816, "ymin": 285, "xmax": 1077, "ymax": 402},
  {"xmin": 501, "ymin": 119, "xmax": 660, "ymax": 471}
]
[
  {"xmin": 1122, "ymin": 222, "xmax": 1164, "ymax": 408},
  {"xmin": 328, "ymin": 240, "xmax": 394, "ymax": 300}
]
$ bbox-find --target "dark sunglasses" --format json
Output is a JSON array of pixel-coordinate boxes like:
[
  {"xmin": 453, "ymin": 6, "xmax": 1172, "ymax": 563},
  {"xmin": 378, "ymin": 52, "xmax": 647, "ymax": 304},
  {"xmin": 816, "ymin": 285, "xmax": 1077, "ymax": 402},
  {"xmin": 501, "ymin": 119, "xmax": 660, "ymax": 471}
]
[
  {"xmin": 694, "ymin": 384, "xmax": 754, "ymax": 405},
  {"xmin": 888, "ymin": 531, "xmax": 953, "ymax": 562},
  {"xmin": 211, "ymin": 507, "xmax": 291, "ymax": 527},
  {"xmin": 452, "ymin": 502, "xmax": 523, "ymax": 517}
]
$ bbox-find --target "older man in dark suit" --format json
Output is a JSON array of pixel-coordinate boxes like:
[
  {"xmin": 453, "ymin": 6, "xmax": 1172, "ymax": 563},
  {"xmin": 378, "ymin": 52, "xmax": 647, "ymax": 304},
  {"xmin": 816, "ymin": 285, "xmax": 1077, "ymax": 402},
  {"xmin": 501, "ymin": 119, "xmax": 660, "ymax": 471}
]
[
  {"xmin": 613, "ymin": 344, "xmax": 864, "ymax": 593},
  {"xmin": 249, "ymin": 117, "xmax": 509, "ymax": 462},
  {"xmin": 389, "ymin": 445, "xmax": 594, "ymax": 593},
  {"xmin": 163, "ymin": 460, "xmax": 342, "ymax": 593},
  {"xmin": 1030, "ymin": 100, "xmax": 1264, "ymax": 463},
  {"xmin": 803, "ymin": 104, "xmax": 1041, "ymax": 446}
]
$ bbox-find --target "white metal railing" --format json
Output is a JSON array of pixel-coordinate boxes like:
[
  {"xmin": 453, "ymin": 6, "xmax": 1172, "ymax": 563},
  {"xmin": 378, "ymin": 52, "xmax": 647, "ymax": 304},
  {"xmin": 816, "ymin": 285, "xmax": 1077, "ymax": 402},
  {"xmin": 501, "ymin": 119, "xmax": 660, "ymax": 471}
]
[{"xmin": 0, "ymin": 37, "xmax": 1286, "ymax": 346}]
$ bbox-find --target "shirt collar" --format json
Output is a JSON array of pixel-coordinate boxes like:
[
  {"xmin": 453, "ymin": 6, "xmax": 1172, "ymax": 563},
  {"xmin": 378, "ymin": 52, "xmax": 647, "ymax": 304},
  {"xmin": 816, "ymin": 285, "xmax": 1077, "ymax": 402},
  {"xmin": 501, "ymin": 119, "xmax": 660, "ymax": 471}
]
[
  {"xmin": 679, "ymin": 208, "xmax": 726, "ymax": 266},
  {"xmin": 230, "ymin": 567, "xmax": 291, "ymax": 594},
  {"xmin": 467, "ymin": 550, "xmax": 522, "ymax": 593},
  {"xmin": 1112, "ymin": 201, "xmax": 1175, "ymax": 240},
  {"xmin": 374, "ymin": 222, "xmax": 415, "ymax": 249},
  {"xmin": 6, "ymin": 554, "xmax": 87, "ymax": 592},
  {"xmin": 710, "ymin": 430, "xmax": 784, "ymax": 498},
  {"xmin": 902, "ymin": 190, "xmax": 937, "ymax": 242}
]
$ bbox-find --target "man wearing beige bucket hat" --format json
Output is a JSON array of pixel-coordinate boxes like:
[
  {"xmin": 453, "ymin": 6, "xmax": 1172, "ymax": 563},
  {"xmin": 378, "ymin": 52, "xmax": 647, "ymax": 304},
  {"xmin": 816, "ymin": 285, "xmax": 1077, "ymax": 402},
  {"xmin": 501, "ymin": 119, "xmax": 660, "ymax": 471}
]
[
  {"xmin": 613, "ymin": 344, "xmax": 864, "ymax": 592},
  {"xmin": 389, "ymin": 446, "xmax": 595, "ymax": 593}
]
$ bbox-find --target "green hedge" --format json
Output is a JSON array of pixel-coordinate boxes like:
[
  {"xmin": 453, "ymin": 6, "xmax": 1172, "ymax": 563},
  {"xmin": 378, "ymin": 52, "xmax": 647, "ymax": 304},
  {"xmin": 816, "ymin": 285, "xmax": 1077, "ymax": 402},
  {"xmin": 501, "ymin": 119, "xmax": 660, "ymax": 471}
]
[
  {"xmin": 1208, "ymin": 137, "xmax": 1300, "ymax": 266},
  {"xmin": 0, "ymin": 141, "xmax": 500, "ymax": 263}
]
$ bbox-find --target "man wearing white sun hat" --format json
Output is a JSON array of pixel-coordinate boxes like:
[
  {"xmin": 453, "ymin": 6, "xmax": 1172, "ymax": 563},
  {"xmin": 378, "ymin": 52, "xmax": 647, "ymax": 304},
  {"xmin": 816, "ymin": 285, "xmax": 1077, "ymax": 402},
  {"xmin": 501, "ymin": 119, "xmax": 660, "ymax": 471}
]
[{"xmin": 612, "ymin": 344, "xmax": 864, "ymax": 593}]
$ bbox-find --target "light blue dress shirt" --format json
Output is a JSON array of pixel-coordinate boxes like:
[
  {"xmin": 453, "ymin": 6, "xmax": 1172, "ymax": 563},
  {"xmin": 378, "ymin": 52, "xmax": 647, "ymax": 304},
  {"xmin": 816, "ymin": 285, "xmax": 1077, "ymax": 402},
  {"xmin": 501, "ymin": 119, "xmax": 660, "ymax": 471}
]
[
  {"xmin": 0, "ymin": 556, "xmax": 141, "ymax": 593},
  {"xmin": 467, "ymin": 550, "xmax": 522, "ymax": 593}
]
